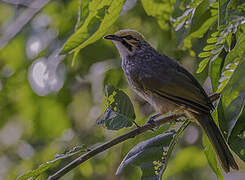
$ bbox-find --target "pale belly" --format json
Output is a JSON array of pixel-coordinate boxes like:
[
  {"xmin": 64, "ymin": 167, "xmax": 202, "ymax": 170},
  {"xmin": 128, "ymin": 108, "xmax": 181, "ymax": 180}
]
[{"xmin": 134, "ymin": 87, "xmax": 179, "ymax": 114}]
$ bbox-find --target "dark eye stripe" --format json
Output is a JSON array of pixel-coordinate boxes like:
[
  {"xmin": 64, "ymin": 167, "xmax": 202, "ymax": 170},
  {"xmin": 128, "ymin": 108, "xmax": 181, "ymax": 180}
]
[{"xmin": 121, "ymin": 39, "xmax": 132, "ymax": 51}]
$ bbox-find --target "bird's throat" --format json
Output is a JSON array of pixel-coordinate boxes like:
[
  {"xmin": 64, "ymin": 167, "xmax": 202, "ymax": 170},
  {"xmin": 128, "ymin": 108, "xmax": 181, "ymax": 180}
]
[{"xmin": 113, "ymin": 41, "xmax": 134, "ymax": 58}]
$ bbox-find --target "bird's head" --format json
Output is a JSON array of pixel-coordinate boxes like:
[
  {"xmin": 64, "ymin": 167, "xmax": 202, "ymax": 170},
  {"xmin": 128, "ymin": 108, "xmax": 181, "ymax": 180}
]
[{"xmin": 104, "ymin": 29, "xmax": 146, "ymax": 57}]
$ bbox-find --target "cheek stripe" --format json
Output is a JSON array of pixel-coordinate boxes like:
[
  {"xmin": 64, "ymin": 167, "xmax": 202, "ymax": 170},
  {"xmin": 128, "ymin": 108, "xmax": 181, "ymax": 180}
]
[{"xmin": 121, "ymin": 40, "xmax": 132, "ymax": 51}]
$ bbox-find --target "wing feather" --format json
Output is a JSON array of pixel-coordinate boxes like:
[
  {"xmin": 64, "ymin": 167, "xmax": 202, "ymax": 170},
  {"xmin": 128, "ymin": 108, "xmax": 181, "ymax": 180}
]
[{"xmin": 137, "ymin": 55, "xmax": 214, "ymax": 113}]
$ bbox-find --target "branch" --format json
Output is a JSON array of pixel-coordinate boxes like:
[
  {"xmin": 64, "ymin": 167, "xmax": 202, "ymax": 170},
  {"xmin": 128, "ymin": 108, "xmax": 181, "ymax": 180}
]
[
  {"xmin": 1, "ymin": 0, "xmax": 33, "ymax": 7},
  {"xmin": 47, "ymin": 93, "xmax": 220, "ymax": 180},
  {"xmin": 0, "ymin": 0, "xmax": 50, "ymax": 50}
]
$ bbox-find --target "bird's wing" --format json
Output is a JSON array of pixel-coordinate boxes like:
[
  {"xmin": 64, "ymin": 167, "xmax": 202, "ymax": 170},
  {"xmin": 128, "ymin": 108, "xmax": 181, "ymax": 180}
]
[{"xmin": 139, "ymin": 56, "xmax": 214, "ymax": 113}]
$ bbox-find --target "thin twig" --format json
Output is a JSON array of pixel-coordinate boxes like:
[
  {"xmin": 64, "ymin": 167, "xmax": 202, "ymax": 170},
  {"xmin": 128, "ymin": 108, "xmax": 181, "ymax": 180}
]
[
  {"xmin": 47, "ymin": 93, "xmax": 220, "ymax": 180},
  {"xmin": 0, "ymin": 0, "xmax": 50, "ymax": 50}
]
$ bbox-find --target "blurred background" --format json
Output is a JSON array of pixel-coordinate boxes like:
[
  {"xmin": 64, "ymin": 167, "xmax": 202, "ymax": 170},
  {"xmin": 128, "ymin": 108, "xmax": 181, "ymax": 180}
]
[{"xmin": 0, "ymin": 0, "xmax": 244, "ymax": 180}]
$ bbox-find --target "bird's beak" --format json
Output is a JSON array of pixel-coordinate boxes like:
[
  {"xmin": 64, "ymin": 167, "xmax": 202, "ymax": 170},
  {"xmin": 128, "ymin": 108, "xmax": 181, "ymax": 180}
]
[{"xmin": 103, "ymin": 34, "xmax": 122, "ymax": 41}]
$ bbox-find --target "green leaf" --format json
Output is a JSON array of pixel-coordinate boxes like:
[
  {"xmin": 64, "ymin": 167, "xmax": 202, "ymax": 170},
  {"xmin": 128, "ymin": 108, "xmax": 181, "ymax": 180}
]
[
  {"xmin": 61, "ymin": 0, "xmax": 111, "ymax": 54},
  {"xmin": 196, "ymin": 57, "xmax": 210, "ymax": 73},
  {"xmin": 173, "ymin": 8, "xmax": 192, "ymax": 31},
  {"xmin": 225, "ymin": 33, "xmax": 232, "ymax": 51},
  {"xmin": 216, "ymin": 37, "xmax": 226, "ymax": 45},
  {"xmin": 210, "ymin": 56, "xmax": 223, "ymax": 91},
  {"xmin": 198, "ymin": 51, "xmax": 212, "ymax": 58},
  {"xmin": 61, "ymin": 0, "xmax": 126, "ymax": 54},
  {"xmin": 229, "ymin": 110, "xmax": 245, "ymax": 162},
  {"xmin": 203, "ymin": 134, "xmax": 223, "ymax": 180},
  {"xmin": 225, "ymin": 33, "xmax": 245, "ymax": 65},
  {"xmin": 219, "ymin": 61, "xmax": 245, "ymax": 143},
  {"xmin": 104, "ymin": 68, "xmax": 126, "ymax": 88},
  {"xmin": 217, "ymin": 33, "xmax": 245, "ymax": 92},
  {"xmin": 188, "ymin": 0, "xmax": 209, "ymax": 34},
  {"xmin": 211, "ymin": 31, "xmax": 219, "ymax": 37},
  {"xmin": 197, "ymin": 45, "xmax": 223, "ymax": 75},
  {"xmin": 207, "ymin": 37, "xmax": 219, "ymax": 43},
  {"xmin": 203, "ymin": 44, "xmax": 216, "ymax": 51},
  {"xmin": 75, "ymin": 0, "xmax": 90, "ymax": 31},
  {"xmin": 183, "ymin": 15, "xmax": 218, "ymax": 49},
  {"xmin": 202, "ymin": 110, "xmax": 223, "ymax": 180},
  {"xmin": 17, "ymin": 145, "xmax": 88, "ymax": 180},
  {"xmin": 173, "ymin": 0, "xmax": 204, "ymax": 31},
  {"xmin": 141, "ymin": 0, "xmax": 173, "ymax": 30},
  {"xmin": 224, "ymin": 94, "xmax": 245, "ymax": 137},
  {"xmin": 71, "ymin": 50, "xmax": 79, "ymax": 66},
  {"xmin": 116, "ymin": 120, "xmax": 190, "ymax": 179},
  {"xmin": 97, "ymin": 84, "xmax": 135, "ymax": 130},
  {"xmin": 218, "ymin": 0, "xmax": 230, "ymax": 26},
  {"xmin": 210, "ymin": 45, "xmax": 224, "ymax": 54}
]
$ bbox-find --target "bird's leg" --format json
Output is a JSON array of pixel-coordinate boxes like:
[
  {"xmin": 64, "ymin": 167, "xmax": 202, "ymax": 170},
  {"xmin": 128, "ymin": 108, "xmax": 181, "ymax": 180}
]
[
  {"xmin": 133, "ymin": 114, "xmax": 161, "ymax": 131},
  {"xmin": 146, "ymin": 113, "xmax": 161, "ymax": 129}
]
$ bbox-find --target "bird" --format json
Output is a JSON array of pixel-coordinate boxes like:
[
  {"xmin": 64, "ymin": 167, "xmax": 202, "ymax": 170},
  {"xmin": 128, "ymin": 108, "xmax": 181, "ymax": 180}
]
[{"xmin": 103, "ymin": 29, "xmax": 239, "ymax": 173}]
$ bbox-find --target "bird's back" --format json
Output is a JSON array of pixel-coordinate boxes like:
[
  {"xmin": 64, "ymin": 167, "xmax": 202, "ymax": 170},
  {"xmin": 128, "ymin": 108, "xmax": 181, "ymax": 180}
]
[{"xmin": 122, "ymin": 45, "xmax": 213, "ymax": 114}]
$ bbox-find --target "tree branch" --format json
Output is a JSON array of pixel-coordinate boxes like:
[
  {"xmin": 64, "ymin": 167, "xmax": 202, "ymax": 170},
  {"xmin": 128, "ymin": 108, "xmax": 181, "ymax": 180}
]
[
  {"xmin": 0, "ymin": 0, "xmax": 50, "ymax": 50},
  {"xmin": 47, "ymin": 93, "xmax": 220, "ymax": 180}
]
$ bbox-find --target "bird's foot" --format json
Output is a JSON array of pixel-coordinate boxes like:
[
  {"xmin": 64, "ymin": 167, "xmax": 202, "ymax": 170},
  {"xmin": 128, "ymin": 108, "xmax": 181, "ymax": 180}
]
[{"xmin": 146, "ymin": 113, "xmax": 161, "ymax": 131}]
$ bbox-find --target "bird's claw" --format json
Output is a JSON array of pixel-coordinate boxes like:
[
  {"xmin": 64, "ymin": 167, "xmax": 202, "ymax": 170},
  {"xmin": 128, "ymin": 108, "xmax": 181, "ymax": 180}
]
[{"xmin": 146, "ymin": 114, "xmax": 161, "ymax": 131}]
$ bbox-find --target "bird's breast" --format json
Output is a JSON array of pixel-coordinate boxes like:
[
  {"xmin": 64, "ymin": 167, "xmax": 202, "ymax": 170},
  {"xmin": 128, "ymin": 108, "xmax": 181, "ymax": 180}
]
[{"xmin": 122, "ymin": 57, "xmax": 179, "ymax": 114}]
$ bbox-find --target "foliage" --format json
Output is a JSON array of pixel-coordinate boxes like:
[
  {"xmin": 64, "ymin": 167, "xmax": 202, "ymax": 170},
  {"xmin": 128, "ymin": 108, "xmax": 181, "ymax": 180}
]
[
  {"xmin": 0, "ymin": 0, "xmax": 244, "ymax": 180},
  {"xmin": 220, "ymin": 61, "xmax": 245, "ymax": 161},
  {"xmin": 97, "ymin": 84, "xmax": 135, "ymax": 130},
  {"xmin": 141, "ymin": 0, "xmax": 174, "ymax": 30},
  {"xmin": 61, "ymin": 0, "xmax": 126, "ymax": 65},
  {"xmin": 117, "ymin": 120, "xmax": 190, "ymax": 180}
]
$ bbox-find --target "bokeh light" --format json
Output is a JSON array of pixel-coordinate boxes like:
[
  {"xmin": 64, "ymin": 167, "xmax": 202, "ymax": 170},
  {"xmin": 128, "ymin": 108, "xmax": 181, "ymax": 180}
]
[{"xmin": 28, "ymin": 53, "xmax": 65, "ymax": 96}]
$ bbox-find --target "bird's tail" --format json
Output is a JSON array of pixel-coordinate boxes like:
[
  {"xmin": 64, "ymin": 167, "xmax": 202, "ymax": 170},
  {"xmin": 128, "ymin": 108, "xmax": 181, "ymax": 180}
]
[{"xmin": 195, "ymin": 113, "xmax": 239, "ymax": 172}]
